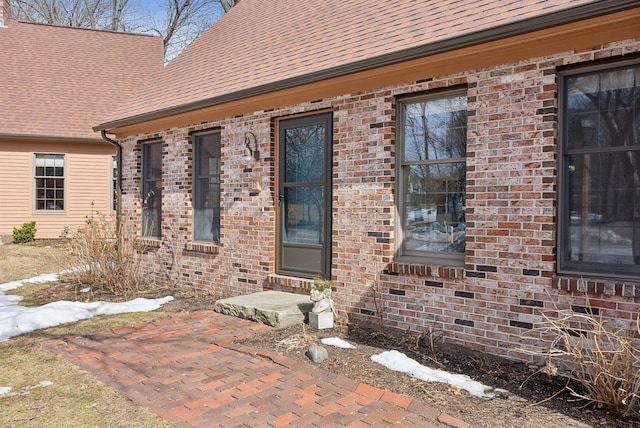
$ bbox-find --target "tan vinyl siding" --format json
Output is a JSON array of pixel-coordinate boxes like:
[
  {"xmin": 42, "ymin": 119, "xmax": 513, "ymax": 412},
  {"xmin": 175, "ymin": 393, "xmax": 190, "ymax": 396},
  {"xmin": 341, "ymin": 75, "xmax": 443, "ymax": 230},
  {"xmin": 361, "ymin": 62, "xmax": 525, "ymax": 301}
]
[
  {"xmin": 0, "ymin": 139, "xmax": 116, "ymax": 239},
  {"xmin": 0, "ymin": 145, "xmax": 32, "ymax": 229}
]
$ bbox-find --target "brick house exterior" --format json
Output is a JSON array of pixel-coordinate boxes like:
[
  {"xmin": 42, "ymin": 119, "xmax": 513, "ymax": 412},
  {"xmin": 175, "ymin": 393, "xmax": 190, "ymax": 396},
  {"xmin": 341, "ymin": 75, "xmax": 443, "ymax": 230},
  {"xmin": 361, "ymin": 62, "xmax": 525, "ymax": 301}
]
[{"xmin": 99, "ymin": 0, "xmax": 640, "ymax": 360}]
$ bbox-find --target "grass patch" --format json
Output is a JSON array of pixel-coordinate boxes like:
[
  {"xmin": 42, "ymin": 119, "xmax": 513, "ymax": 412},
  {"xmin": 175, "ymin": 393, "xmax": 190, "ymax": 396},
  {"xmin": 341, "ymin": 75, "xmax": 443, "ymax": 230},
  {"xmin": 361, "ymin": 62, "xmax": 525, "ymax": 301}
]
[
  {"xmin": 0, "ymin": 242, "xmax": 69, "ymax": 284},
  {"xmin": 0, "ymin": 244, "xmax": 175, "ymax": 427},
  {"xmin": 0, "ymin": 313, "xmax": 173, "ymax": 427},
  {"xmin": 6, "ymin": 282, "xmax": 55, "ymax": 307}
]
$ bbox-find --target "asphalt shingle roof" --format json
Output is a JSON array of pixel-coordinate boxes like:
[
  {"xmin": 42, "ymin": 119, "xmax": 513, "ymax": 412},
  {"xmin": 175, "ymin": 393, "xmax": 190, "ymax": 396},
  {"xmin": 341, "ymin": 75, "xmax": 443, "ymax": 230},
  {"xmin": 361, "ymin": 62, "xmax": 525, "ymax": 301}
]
[
  {"xmin": 103, "ymin": 0, "xmax": 599, "ymax": 126},
  {"xmin": 0, "ymin": 20, "xmax": 163, "ymax": 140}
]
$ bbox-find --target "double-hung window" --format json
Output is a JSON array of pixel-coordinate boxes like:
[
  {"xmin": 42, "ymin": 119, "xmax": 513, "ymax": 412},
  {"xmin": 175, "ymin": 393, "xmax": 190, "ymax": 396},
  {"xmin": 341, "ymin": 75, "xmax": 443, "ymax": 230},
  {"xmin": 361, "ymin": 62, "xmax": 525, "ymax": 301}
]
[
  {"xmin": 193, "ymin": 131, "xmax": 221, "ymax": 243},
  {"xmin": 559, "ymin": 60, "xmax": 640, "ymax": 277},
  {"xmin": 142, "ymin": 141, "xmax": 162, "ymax": 238},
  {"xmin": 397, "ymin": 89, "xmax": 467, "ymax": 265},
  {"xmin": 34, "ymin": 153, "xmax": 65, "ymax": 211}
]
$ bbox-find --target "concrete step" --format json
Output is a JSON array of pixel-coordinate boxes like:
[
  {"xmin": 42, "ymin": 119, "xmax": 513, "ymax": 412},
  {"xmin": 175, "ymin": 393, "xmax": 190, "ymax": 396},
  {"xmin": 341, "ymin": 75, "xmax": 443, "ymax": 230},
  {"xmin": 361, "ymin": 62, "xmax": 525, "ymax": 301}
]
[{"xmin": 214, "ymin": 291, "xmax": 313, "ymax": 327}]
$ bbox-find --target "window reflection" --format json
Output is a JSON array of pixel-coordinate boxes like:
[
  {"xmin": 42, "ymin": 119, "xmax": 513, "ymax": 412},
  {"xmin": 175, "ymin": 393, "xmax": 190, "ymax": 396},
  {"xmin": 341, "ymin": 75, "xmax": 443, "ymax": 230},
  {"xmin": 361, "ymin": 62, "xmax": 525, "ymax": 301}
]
[
  {"xmin": 400, "ymin": 91, "xmax": 467, "ymax": 258},
  {"xmin": 562, "ymin": 62, "xmax": 640, "ymax": 274}
]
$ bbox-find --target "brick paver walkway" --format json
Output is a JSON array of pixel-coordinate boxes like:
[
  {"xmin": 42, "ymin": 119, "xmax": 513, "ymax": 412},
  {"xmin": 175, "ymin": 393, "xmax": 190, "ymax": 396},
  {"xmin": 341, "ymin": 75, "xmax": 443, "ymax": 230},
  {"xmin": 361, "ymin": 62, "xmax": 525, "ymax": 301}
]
[{"xmin": 45, "ymin": 311, "xmax": 469, "ymax": 427}]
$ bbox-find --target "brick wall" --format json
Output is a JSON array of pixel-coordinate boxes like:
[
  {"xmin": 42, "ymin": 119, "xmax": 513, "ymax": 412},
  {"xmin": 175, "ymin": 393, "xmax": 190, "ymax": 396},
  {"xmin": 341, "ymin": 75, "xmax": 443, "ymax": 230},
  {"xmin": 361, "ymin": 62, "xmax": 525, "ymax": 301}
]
[{"xmin": 119, "ymin": 38, "xmax": 640, "ymax": 361}]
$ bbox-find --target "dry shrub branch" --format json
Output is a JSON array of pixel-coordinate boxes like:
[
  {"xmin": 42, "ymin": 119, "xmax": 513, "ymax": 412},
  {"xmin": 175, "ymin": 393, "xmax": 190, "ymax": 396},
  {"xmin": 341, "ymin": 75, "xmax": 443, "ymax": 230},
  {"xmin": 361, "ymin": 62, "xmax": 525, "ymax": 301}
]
[
  {"xmin": 61, "ymin": 213, "xmax": 150, "ymax": 296},
  {"xmin": 524, "ymin": 297, "xmax": 640, "ymax": 417}
]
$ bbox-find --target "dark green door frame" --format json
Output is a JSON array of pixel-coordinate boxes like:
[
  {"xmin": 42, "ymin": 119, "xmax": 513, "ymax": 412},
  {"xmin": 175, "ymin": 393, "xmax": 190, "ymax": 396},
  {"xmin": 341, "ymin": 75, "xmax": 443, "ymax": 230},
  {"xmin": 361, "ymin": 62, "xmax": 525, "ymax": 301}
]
[{"xmin": 277, "ymin": 112, "xmax": 333, "ymax": 279}]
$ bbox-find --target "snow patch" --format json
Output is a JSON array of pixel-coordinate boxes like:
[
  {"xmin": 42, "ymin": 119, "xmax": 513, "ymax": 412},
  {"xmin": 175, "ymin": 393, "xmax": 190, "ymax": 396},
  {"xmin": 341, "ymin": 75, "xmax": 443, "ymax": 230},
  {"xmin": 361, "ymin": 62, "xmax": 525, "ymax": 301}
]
[
  {"xmin": 321, "ymin": 337, "xmax": 356, "ymax": 349},
  {"xmin": 0, "ymin": 380, "xmax": 54, "ymax": 397},
  {"xmin": 371, "ymin": 350, "xmax": 508, "ymax": 398},
  {"xmin": 0, "ymin": 272, "xmax": 173, "ymax": 342}
]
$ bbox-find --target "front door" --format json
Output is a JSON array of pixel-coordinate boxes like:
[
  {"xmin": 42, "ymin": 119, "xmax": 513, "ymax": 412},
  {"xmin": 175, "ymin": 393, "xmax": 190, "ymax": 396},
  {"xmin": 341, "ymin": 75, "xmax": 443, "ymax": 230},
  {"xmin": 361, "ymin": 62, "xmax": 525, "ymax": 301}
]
[{"xmin": 277, "ymin": 112, "xmax": 332, "ymax": 278}]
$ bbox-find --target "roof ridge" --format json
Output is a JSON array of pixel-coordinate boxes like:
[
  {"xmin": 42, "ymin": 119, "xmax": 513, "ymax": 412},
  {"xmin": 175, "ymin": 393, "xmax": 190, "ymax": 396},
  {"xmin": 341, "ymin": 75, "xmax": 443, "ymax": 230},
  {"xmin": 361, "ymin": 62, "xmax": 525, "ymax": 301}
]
[{"xmin": 6, "ymin": 18, "xmax": 159, "ymax": 38}]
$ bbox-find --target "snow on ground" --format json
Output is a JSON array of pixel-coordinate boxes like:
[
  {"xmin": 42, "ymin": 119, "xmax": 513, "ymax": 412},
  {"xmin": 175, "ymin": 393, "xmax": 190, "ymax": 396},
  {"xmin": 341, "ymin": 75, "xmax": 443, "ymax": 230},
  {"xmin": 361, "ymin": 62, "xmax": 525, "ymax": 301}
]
[
  {"xmin": 321, "ymin": 337, "xmax": 356, "ymax": 349},
  {"xmin": 0, "ymin": 381, "xmax": 53, "ymax": 397},
  {"xmin": 371, "ymin": 350, "xmax": 508, "ymax": 398},
  {"xmin": 1, "ymin": 273, "xmax": 506, "ymax": 399},
  {"xmin": 0, "ymin": 272, "xmax": 173, "ymax": 343}
]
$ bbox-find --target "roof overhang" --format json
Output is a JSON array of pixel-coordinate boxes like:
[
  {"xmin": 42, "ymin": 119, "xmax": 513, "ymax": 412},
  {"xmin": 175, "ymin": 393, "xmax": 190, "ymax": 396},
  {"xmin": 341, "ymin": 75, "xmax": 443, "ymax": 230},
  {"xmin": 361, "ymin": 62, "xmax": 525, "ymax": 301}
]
[
  {"xmin": 0, "ymin": 133, "xmax": 104, "ymax": 143},
  {"xmin": 98, "ymin": 0, "xmax": 640, "ymax": 137}
]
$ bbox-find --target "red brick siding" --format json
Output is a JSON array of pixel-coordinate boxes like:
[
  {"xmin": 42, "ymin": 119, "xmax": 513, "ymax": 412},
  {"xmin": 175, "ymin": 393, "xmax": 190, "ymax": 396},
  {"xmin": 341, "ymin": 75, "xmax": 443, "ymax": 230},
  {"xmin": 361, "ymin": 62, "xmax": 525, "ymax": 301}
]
[{"xmin": 119, "ymin": 38, "xmax": 640, "ymax": 360}]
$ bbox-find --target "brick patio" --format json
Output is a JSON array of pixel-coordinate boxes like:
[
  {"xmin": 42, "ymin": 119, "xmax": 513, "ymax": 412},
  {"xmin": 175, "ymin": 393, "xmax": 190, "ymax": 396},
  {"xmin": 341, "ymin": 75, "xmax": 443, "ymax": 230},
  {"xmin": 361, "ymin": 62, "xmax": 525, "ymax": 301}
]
[{"xmin": 45, "ymin": 311, "xmax": 470, "ymax": 427}]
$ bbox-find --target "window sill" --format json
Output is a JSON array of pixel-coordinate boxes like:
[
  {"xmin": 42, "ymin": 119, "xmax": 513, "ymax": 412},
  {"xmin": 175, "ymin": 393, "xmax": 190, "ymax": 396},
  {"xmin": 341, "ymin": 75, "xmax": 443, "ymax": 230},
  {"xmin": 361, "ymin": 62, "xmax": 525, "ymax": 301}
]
[
  {"xmin": 552, "ymin": 275, "xmax": 640, "ymax": 298},
  {"xmin": 386, "ymin": 260, "xmax": 464, "ymax": 279},
  {"xmin": 136, "ymin": 237, "xmax": 161, "ymax": 248},
  {"xmin": 33, "ymin": 210, "xmax": 66, "ymax": 215},
  {"xmin": 185, "ymin": 242, "xmax": 220, "ymax": 254},
  {"xmin": 266, "ymin": 274, "xmax": 314, "ymax": 291}
]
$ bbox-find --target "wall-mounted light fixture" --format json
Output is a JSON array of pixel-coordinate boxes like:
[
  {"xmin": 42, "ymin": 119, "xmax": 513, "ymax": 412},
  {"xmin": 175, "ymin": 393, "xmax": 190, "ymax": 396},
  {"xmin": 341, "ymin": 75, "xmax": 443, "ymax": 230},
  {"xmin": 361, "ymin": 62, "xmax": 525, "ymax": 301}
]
[{"xmin": 243, "ymin": 132, "xmax": 260, "ymax": 164}]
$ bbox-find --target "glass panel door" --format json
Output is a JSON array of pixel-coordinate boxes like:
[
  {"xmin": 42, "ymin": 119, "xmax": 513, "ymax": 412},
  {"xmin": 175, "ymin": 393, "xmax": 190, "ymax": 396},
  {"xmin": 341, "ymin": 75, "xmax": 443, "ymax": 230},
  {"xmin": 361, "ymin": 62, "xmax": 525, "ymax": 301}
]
[{"xmin": 278, "ymin": 113, "xmax": 332, "ymax": 278}]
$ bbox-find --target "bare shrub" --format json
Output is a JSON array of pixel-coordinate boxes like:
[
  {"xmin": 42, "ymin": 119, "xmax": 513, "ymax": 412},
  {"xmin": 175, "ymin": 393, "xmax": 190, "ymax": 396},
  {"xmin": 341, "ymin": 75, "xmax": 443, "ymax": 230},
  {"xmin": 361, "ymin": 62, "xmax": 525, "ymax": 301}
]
[
  {"xmin": 155, "ymin": 215, "xmax": 186, "ymax": 286},
  {"xmin": 524, "ymin": 299, "xmax": 640, "ymax": 417},
  {"xmin": 62, "ymin": 213, "xmax": 150, "ymax": 296}
]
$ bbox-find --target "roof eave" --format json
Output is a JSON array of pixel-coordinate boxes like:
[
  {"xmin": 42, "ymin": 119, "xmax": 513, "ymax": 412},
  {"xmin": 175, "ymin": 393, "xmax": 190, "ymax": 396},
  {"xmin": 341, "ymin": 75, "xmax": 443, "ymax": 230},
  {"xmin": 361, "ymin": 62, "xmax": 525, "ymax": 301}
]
[
  {"xmin": 95, "ymin": 0, "xmax": 640, "ymax": 133},
  {"xmin": 0, "ymin": 133, "xmax": 104, "ymax": 142}
]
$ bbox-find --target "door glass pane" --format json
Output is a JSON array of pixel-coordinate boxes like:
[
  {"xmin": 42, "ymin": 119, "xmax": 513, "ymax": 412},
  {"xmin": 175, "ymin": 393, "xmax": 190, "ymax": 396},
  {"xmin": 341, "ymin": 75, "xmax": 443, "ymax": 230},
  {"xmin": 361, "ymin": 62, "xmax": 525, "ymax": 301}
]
[
  {"xmin": 404, "ymin": 163, "xmax": 465, "ymax": 254},
  {"xmin": 284, "ymin": 124, "xmax": 325, "ymax": 183},
  {"xmin": 283, "ymin": 186, "xmax": 324, "ymax": 244}
]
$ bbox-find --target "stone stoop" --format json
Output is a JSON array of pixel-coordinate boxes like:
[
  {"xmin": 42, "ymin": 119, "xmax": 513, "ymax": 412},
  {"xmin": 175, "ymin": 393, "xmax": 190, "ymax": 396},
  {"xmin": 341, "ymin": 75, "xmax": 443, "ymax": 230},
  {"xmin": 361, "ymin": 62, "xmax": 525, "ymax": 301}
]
[{"xmin": 214, "ymin": 290, "xmax": 313, "ymax": 327}]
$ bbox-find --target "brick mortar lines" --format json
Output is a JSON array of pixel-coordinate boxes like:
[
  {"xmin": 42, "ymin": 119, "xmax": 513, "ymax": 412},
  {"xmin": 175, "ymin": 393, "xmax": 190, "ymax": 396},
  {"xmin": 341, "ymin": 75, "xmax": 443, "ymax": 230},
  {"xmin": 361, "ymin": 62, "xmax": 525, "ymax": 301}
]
[
  {"xmin": 220, "ymin": 341, "xmax": 468, "ymax": 428},
  {"xmin": 117, "ymin": 39, "xmax": 640, "ymax": 360}
]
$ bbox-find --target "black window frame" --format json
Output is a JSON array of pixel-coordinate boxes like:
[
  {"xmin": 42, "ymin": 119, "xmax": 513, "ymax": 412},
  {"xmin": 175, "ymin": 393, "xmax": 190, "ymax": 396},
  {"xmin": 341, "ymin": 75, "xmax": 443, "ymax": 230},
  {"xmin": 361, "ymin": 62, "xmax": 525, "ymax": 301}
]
[
  {"xmin": 396, "ymin": 87, "xmax": 468, "ymax": 266},
  {"xmin": 558, "ymin": 58, "xmax": 640, "ymax": 279},
  {"xmin": 192, "ymin": 129, "xmax": 222, "ymax": 243}
]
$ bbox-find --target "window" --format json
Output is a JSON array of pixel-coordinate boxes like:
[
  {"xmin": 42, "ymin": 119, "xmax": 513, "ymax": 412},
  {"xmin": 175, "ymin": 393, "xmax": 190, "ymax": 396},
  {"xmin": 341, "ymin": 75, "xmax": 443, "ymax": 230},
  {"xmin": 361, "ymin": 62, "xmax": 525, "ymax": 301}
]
[
  {"xmin": 142, "ymin": 141, "xmax": 162, "ymax": 238},
  {"xmin": 397, "ymin": 89, "xmax": 467, "ymax": 264},
  {"xmin": 112, "ymin": 156, "xmax": 117, "ymax": 212},
  {"xmin": 34, "ymin": 154, "xmax": 64, "ymax": 211},
  {"xmin": 559, "ymin": 60, "xmax": 640, "ymax": 277},
  {"xmin": 193, "ymin": 131, "xmax": 221, "ymax": 242}
]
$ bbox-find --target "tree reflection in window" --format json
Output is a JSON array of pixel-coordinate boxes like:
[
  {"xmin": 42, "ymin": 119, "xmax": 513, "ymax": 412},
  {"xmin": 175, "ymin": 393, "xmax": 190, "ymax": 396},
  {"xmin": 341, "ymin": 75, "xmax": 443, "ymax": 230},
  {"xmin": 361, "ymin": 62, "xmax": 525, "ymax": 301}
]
[
  {"xmin": 400, "ymin": 91, "xmax": 467, "ymax": 259},
  {"xmin": 283, "ymin": 124, "xmax": 325, "ymax": 244},
  {"xmin": 562, "ymin": 62, "xmax": 640, "ymax": 275}
]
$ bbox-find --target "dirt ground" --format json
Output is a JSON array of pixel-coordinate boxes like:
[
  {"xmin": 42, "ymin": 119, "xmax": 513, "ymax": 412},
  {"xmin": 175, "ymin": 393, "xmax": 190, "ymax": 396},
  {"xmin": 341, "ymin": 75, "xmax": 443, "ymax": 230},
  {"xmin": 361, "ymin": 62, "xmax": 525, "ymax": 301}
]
[
  {"xmin": 236, "ymin": 323, "xmax": 640, "ymax": 428},
  {"xmin": 3, "ymin": 242, "xmax": 639, "ymax": 428}
]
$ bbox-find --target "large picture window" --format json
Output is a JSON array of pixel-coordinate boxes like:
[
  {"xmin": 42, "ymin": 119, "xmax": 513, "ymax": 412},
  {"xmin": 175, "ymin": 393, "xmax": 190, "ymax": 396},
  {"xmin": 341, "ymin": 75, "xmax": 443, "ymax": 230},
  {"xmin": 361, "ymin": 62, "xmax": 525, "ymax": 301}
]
[
  {"xmin": 34, "ymin": 154, "xmax": 65, "ymax": 211},
  {"xmin": 142, "ymin": 141, "xmax": 162, "ymax": 238},
  {"xmin": 559, "ymin": 60, "xmax": 640, "ymax": 277},
  {"xmin": 397, "ymin": 89, "xmax": 467, "ymax": 264},
  {"xmin": 193, "ymin": 131, "xmax": 221, "ymax": 242}
]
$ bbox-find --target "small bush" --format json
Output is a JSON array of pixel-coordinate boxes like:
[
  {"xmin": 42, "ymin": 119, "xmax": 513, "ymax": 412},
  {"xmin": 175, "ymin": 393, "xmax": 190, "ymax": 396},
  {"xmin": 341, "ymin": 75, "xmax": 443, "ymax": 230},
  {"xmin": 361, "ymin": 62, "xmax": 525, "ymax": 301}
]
[
  {"xmin": 13, "ymin": 221, "xmax": 37, "ymax": 244},
  {"xmin": 63, "ymin": 213, "xmax": 150, "ymax": 296},
  {"xmin": 525, "ymin": 301, "xmax": 640, "ymax": 417}
]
